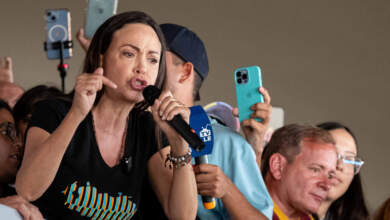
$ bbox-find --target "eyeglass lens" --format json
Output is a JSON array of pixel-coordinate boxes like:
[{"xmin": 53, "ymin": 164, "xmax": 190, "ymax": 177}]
[{"xmin": 339, "ymin": 155, "xmax": 363, "ymax": 174}]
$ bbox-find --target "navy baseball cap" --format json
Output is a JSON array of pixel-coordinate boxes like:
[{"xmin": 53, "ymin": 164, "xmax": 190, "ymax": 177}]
[{"xmin": 160, "ymin": 23, "xmax": 209, "ymax": 100}]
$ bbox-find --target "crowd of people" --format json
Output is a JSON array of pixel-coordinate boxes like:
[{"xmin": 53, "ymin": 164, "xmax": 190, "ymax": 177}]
[{"xmin": 0, "ymin": 9, "xmax": 388, "ymax": 220}]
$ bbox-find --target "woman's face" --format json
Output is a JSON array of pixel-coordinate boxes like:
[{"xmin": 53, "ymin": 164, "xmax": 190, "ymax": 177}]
[
  {"xmin": 101, "ymin": 23, "xmax": 161, "ymax": 103},
  {"xmin": 327, "ymin": 128, "xmax": 357, "ymax": 201},
  {"xmin": 0, "ymin": 108, "xmax": 21, "ymax": 183}
]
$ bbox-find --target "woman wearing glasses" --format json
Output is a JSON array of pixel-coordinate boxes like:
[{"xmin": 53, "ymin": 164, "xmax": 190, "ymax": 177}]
[
  {"xmin": 315, "ymin": 122, "xmax": 369, "ymax": 220},
  {"xmin": 0, "ymin": 99, "xmax": 43, "ymax": 219},
  {"xmin": 0, "ymin": 99, "xmax": 21, "ymax": 195}
]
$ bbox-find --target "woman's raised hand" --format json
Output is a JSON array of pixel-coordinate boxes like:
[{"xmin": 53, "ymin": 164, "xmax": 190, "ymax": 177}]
[
  {"xmin": 71, "ymin": 67, "xmax": 117, "ymax": 119},
  {"xmin": 151, "ymin": 90, "xmax": 190, "ymax": 153}
]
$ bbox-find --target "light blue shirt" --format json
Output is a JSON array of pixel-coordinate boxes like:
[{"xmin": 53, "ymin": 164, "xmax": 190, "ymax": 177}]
[{"xmin": 195, "ymin": 119, "xmax": 273, "ymax": 219}]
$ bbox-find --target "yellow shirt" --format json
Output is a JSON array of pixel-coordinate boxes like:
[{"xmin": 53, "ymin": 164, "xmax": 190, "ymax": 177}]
[{"xmin": 273, "ymin": 202, "xmax": 314, "ymax": 220}]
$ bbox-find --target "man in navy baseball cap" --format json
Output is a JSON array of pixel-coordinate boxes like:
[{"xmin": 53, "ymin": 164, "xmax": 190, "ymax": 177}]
[
  {"xmin": 156, "ymin": 23, "xmax": 273, "ymax": 220},
  {"xmin": 160, "ymin": 23, "xmax": 208, "ymax": 101}
]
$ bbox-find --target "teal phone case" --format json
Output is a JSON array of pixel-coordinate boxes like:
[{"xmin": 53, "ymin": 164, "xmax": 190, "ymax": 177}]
[
  {"xmin": 234, "ymin": 66, "xmax": 264, "ymax": 122},
  {"xmin": 85, "ymin": 0, "xmax": 118, "ymax": 38}
]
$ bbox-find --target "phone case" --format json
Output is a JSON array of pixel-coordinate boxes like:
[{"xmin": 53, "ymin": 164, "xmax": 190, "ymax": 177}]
[
  {"xmin": 85, "ymin": 0, "xmax": 118, "ymax": 38},
  {"xmin": 45, "ymin": 9, "xmax": 72, "ymax": 59},
  {"xmin": 234, "ymin": 66, "xmax": 264, "ymax": 122}
]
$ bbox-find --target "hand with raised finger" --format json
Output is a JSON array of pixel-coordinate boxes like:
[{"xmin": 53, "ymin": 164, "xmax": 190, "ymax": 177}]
[
  {"xmin": 76, "ymin": 28, "xmax": 91, "ymax": 53},
  {"xmin": 194, "ymin": 164, "xmax": 231, "ymax": 199},
  {"xmin": 150, "ymin": 90, "xmax": 190, "ymax": 152},
  {"xmin": 233, "ymin": 87, "xmax": 272, "ymax": 155},
  {"xmin": 0, "ymin": 56, "xmax": 14, "ymax": 82},
  {"xmin": 71, "ymin": 67, "xmax": 117, "ymax": 120}
]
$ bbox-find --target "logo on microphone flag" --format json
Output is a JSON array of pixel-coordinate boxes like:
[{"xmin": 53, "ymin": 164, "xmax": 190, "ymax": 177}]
[{"xmin": 189, "ymin": 105, "xmax": 214, "ymax": 157}]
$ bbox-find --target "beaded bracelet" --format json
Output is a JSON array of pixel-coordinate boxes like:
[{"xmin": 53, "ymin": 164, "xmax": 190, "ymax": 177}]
[{"xmin": 165, "ymin": 149, "xmax": 192, "ymax": 169}]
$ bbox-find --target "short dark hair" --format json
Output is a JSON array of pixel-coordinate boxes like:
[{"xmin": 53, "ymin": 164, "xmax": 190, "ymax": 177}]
[
  {"xmin": 12, "ymin": 85, "xmax": 66, "ymax": 134},
  {"xmin": 192, "ymin": 70, "xmax": 203, "ymax": 101},
  {"xmin": 261, "ymin": 123, "xmax": 335, "ymax": 177},
  {"xmin": 83, "ymin": 11, "xmax": 167, "ymax": 110},
  {"xmin": 317, "ymin": 121, "xmax": 369, "ymax": 220},
  {"xmin": 0, "ymin": 99, "xmax": 12, "ymax": 113}
]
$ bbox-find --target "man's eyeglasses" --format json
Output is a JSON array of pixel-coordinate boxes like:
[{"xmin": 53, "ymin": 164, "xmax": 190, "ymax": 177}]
[
  {"xmin": 0, "ymin": 122, "xmax": 18, "ymax": 143},
  {"xmin": 337, "ymin": 153, "xmax": 364, "ymax": 175}
]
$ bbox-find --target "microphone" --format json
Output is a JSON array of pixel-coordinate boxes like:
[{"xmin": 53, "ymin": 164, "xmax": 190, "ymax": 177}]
[
  {"xmin": 190, "ymin": 105, "xmax": 216, "ymax": 210},
  {"xmin": 143, "ymin": 86, "xmax": 216, "ymax": 209},
  {"xmin": 195, "ymin": 156, "xmax": 216, "ymax": 210},
  {"xmin": 142, "ymin": 85, "xmax": 205, "ymax": 151}
]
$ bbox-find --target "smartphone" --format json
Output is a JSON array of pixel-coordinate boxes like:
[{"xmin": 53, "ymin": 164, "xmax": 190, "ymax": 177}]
[
  {"xmin": 234, "ymin": 65, "xmax": 264, "ymax": 122},
  {"xmin": 85, "ymin": 0, "xmax": 118, "ymax": 38},
  {"xmin": 45, "ymin": 9, "xmax": 72, "ymax": 59}
]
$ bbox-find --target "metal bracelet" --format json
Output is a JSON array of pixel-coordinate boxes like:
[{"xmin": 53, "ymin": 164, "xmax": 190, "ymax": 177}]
[{"xmin": 165, "ymin": 149, "xmax": 192, "ymax": 169}]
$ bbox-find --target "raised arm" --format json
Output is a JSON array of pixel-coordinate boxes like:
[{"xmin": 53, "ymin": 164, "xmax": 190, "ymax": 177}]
[
  {"xmin": 15, "ymin": 68, "xmax": 117, "ymax": 201},
  {"xmin": 0, "ymin": 56, "xmax": 13, "ymax": 82},
  {"xmin": 147, "ymin": 91, "xmax": 197, "ymax": 220},
  {"xmin": 233, "ymin": 87, "xmax": 272, "ymax": 167},
  {"xmin": 76, "ymin": 28, "xmax": 91, "ymax": 53}
]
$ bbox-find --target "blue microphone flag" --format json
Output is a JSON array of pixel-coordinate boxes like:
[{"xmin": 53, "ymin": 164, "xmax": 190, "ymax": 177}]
[{"xmin": 189, "ymin": 105, "xmax": 214, "ymax": 157}]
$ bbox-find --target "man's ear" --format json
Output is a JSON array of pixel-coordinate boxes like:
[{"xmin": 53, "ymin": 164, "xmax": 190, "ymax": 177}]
[
  {"xmin": 179, "ymin": 62, "xmax": 194, "ymax": 83},
  {"xmin": 268, "ymin": 153, "xmax": 288, "ymax": 180}
]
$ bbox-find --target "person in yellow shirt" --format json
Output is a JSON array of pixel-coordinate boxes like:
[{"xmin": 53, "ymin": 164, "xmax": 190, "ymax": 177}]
[{"xmin": 261, "ymin": 124, "xmax": 338, "ymax": 220}]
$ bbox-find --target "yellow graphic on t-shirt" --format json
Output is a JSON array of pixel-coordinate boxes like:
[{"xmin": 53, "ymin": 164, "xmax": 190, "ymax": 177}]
[{"xmin": 62, "ymin": 181, "xmax": 137, "ymax": 220}]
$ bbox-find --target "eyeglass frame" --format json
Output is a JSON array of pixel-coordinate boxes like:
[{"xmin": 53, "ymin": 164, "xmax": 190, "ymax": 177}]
[
  {"xmin": 337, "ymin": 153, "xmax": 364, "ymax": 175},
  {"xmin": 0, "ymin": 122, "xmax": 18, "ymax": 143}
]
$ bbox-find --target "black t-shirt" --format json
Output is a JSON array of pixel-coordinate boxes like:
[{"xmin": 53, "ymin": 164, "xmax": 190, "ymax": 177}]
[
  {"xmin": 137, "ymin": 138, "xmax": 169, "ymax": 220},
  {"xmin": 29, "ymin": 99, "xmax": 159, "ymax": 220},
  {"xmin": 0, "ymin": 184, "xmax": 16, "ymax": 197}
]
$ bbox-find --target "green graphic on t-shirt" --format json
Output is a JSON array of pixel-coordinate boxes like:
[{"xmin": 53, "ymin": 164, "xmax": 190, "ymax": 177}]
[{"xmin": 62, "ymin": 181, "xmax": 137, "ymax": 220}]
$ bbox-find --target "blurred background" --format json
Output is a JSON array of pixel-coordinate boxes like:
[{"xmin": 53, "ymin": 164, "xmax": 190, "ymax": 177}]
[{"xmin": 1, "ymin": 0, "xmax": 389, "ymax": 212}]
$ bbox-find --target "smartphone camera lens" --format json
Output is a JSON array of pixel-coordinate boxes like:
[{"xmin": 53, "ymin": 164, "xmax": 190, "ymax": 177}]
[
  {"xmin": 47, "ymin": 12, "xmax": 52, "ymax": 17},
  {"xmin": 242, "ymin": 74, "xmax": 248, "ymax": 80},
  {"xmin": 51, "ymin": 16, "xmax": 56, "ymax": 21},
  {"xmin": 237, "ymin": 78, "xmax": 242, "ymax": 84},
  {"xmin": 236, "ymin": 71, "xmax": 242, "ymax": 77}
]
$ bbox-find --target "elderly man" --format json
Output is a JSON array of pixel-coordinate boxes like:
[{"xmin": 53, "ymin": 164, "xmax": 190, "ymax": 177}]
[{"xmin": 261, "ymin": 124, "xmax": 338, "ymax": 220}]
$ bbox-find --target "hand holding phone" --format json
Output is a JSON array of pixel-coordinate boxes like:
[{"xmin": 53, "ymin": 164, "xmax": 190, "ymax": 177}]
[{"xmin": 234, "ymin": 66, "xmax": 264, "ymax": 122}]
